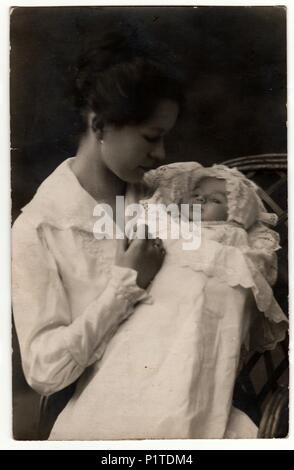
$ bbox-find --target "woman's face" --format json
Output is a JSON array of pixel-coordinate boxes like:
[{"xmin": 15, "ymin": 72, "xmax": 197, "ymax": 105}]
[{"xmin": 100, "ymin": 99, "xmax": 179, "ymax": 183}]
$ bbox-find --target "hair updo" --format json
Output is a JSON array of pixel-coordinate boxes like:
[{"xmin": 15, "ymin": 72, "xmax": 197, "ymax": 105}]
[{"xmin": 71, "ymin": 24, "xmax": 186, "ymax": 135}]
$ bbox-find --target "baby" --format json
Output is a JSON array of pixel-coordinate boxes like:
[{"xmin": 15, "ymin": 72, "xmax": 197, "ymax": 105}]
[{"xmin": 50, "ymin": 163, "xmax": 288, "ymax": 440}]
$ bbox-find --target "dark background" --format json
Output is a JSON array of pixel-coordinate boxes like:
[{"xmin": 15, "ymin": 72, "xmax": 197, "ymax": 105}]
[{"xmin": 10, "ymin": 6, "xmax": 287, "ymax": 439}]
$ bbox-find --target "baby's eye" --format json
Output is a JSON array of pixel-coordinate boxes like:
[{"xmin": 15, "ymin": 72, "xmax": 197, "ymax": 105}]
[
  {"xmin": 211, "ymin": 198, "xmax": 222, "ymax": 204},
  {"xmin": 143, "ymin": 135, "xmax": 161, "ymax": 143}
]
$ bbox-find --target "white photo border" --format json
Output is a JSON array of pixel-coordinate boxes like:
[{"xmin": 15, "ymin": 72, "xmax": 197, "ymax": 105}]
[{"xmin": 1, "ymin": 0, "xmax": 293, "ymax": 450}]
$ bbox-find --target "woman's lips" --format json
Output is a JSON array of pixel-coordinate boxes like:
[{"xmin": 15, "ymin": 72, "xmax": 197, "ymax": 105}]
[{"xmin": 138, "ymin": 165, "xmax": 157, "ymax": 171}]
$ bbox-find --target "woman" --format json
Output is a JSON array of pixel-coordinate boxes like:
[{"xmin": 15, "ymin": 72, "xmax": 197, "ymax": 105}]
[{"xmin": 12, "ymin": 26, "xmax": 184, "ymax": 437}]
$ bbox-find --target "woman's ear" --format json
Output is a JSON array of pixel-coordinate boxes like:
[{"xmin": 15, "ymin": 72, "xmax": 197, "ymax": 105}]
[{"xmin": 88, "ymin": 112, "xmax": 103, "ymax": 140}]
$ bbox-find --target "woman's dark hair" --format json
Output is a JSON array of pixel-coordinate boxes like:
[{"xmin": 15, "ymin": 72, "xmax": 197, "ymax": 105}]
[{"xmin": 71, "ymin": 24, "xmax": 186, "ymax": 135}]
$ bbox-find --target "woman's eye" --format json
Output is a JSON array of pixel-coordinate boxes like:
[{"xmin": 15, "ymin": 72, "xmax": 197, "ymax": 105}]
[
  {"xmin": 143, "ymin": 135, "xmax": 161, "ymax": 143},
  {"xmin": 211, "ymin": 198, "xmax": 221, "ymax": 204}
]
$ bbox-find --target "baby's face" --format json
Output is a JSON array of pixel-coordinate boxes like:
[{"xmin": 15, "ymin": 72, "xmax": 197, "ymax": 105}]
[{"xmin": 185, "ymin": 177, "xmax": 228, "ymax": 221}]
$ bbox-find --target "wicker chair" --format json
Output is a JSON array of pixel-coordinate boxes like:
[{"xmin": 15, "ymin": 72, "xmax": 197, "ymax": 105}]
[
  {"xmin": 38, "ymin": 153, "xmax": 289, "ymax": 439},
  {"xmin": 222, "ymin": 153, "xmax": 289, "ymax": 438}
]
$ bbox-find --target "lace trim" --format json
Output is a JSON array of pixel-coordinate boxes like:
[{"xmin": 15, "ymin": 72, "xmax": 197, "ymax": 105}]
[
  {"xmin": 143, "ymin": 161, "xmax": 202, "ymax": 191},
  {"xmin": 180, "ymin": 249, "xmax": 288, "ymax": 353},
  {"xmin": 245, "ymin": 296, "xmax": 288, "ymax": 353},
  {"xmin": 109, "ymin": 265, "xmax": 153, "ymax": 308},
  {"xmin": 175, "ymin": 239, "xmax": 286, "ymax": 329},
  {"xmin": 77, "ymin": 230, "xmax": 115, "ymax": 277}
]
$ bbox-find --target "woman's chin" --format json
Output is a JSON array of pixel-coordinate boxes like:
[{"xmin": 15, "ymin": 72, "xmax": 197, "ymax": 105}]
[{"xmin": 124, "ymin": 167, "xmax": 146, "ymax": 184}]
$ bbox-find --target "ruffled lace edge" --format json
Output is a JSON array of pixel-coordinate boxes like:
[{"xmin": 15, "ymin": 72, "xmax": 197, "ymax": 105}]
[
  {"xmin": 177, "ymin": 242, "xmax": 268, "ymax": 304},
  {"xmin": 176, "ymin": 241, "xmax": 288, "ymax": 352},
  {"xmin": 244, "ymin": 296, "xmax": 288, "ymax": 353}
]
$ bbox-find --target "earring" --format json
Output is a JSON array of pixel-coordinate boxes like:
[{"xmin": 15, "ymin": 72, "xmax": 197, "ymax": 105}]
[
  {"xmin": 91, "ymin": 116, "xmax": 104, "ymax": 144},
  {"xmin": 92, "ymin": 117, "xmax": 98, "ymax": 132}
]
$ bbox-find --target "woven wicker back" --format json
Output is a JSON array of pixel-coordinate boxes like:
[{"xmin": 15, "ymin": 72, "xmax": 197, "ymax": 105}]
[{"xmin": 222, "ymin": 154, "xmax": 288, "ymax": 437}]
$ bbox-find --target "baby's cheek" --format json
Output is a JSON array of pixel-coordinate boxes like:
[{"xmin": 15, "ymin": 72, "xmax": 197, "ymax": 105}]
[
  {"xmin": 205, "ymin": 204, "xmax": 225, "ymax": 221},
  {"xmin": 215, "ymin": 206, "xmax": 226, "ymax": 218},
  {"xmin": 222, "ymin": 205, "xmax": 229, "ymax": 220}
]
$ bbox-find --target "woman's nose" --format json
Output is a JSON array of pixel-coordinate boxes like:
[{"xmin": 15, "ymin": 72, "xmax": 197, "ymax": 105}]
[{"xmin": 150, "ymin": 140, "xmax": 166, "ymax": 162}]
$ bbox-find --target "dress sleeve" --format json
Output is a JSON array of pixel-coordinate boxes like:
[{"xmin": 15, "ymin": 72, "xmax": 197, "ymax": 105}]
[{"xmin": 12, "ymin": 216, "xmax": 150, "ymax": 396}]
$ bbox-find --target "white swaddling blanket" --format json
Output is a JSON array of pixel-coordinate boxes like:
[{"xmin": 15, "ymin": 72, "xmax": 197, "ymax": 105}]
[{"xmin": 50, "ymin": 223, "xmax": 278, "ymax": 440}]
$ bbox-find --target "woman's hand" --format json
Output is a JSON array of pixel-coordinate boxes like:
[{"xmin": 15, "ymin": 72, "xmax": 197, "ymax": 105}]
[{"xmin": 115, "ymin": 225, "xmax": 166, "ymax": 289}]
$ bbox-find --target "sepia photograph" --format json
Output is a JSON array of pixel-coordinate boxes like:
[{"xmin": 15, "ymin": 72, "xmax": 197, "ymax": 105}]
[{"xmin": 10, "ymin": 5, "xmax": 289, "ymax": 442}]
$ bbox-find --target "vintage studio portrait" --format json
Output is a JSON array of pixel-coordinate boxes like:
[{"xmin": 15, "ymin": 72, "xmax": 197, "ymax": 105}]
[{"xmin": 11, "ymin": 6, "xmax": 289, "ymax": 440}]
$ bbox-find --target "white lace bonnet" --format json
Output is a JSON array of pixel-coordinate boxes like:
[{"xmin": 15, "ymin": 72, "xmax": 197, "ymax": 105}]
[{"xmin": 143, "ymin": 161, "xmax": 278, "ymax": 230}]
